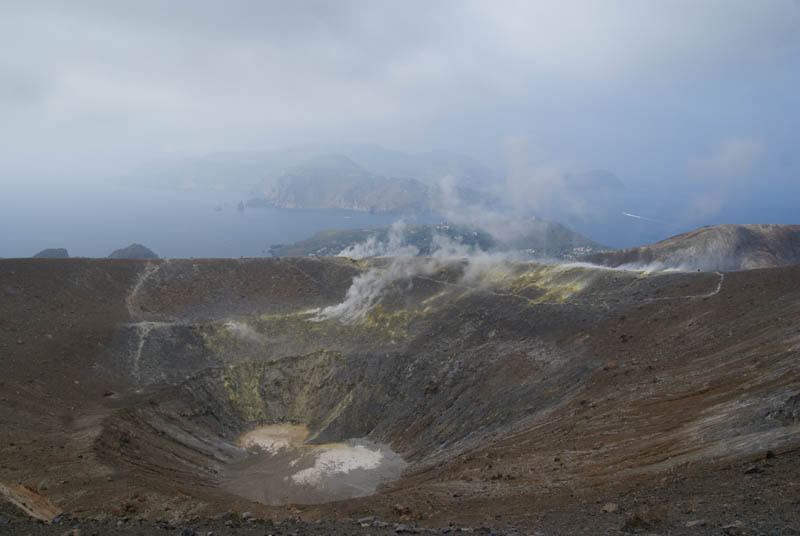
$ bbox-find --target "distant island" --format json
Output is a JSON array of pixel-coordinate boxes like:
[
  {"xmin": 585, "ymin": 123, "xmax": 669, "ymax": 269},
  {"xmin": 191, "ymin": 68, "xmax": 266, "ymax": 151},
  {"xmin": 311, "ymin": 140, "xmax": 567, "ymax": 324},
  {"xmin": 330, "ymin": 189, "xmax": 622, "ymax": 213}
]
[
  {"xmin": 118, "ymin": 143, "xmax": 498, "ymax": 193},
  {"xmin": 247, "ymin": 155, "xmax": 497, "ymax": 214},
  {"xmin": 270, "ymin": 219, "xmax": 607, "ymax": 261},
  {"xmin": 33, "ymin": 248, "xmax": 69, "ymax": 258},
  {"xmin": 108, "ymin": 243, "xmax": 159, "ymax": 259},
  {"xmin": 117, "ymin": 146, "xmax": 502, "ymax": 215}
]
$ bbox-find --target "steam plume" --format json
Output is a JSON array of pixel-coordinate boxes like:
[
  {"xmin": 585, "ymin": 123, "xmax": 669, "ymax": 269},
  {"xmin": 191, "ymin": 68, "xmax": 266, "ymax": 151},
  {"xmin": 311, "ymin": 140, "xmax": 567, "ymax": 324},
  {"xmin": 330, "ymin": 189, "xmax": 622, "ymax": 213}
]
[{"xmin": 314, "ymin": 221, "xmax": 516, "ymax": 323}]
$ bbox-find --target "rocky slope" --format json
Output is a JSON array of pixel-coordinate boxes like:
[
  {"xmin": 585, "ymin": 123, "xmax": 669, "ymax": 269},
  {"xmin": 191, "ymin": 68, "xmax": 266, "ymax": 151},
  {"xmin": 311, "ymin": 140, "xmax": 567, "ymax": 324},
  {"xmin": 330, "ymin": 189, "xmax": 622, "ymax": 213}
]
[
  {"xmin": 587, "ymin": 223, "xmax": 800, "ymax": 270},
  {"xmin": 0, "ymin": 256, "xmax": 798, "ymax": 534}
]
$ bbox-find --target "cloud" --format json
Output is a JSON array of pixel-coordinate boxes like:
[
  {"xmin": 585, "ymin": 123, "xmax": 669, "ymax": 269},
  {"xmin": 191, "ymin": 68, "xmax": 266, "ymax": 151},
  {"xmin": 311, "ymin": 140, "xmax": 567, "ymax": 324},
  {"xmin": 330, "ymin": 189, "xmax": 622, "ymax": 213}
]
[
  {"xmin": 1, "ymin": 0, "xmax": 798, "ymax": 212},
  {"xmin": 687, "ymin": 194, "xmax": 725, "ymax": 221},
  {"xmin": 684, "ymin": 136, "xmax": 766, "ymax": 221},
  {"xmin": 691, "ymin": 137, "xmax": 765, "ymax": 179},
  {"xmin": 471, "ymin": 1, "xmax": 800, "ymax": 83}
]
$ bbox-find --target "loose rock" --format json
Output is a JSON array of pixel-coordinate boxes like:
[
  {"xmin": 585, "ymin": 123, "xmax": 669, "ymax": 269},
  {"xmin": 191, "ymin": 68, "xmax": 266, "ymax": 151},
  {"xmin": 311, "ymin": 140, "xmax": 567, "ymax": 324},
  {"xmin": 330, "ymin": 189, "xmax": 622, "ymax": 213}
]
[
  {"xmin": 601, "ymin": 502, "xmax": 618, "ymax": 513},
  {"xmin": 394, "ymin": 503, "xmax": 412, "ymax": 516}
]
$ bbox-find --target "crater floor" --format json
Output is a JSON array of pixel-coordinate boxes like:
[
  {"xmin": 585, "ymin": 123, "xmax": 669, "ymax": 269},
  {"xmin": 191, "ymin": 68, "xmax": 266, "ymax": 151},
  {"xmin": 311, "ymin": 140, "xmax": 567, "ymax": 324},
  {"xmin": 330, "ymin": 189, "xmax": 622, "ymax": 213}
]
[{"xmin": 223, "ymin": 425, "xmax": 406, "ymax": 505}]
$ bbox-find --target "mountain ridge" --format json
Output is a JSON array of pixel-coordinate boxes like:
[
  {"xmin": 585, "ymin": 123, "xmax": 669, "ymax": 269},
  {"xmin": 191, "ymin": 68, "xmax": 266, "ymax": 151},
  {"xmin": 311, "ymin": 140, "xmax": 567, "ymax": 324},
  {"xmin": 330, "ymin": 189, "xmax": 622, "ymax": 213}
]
[
  {"xmin": 247, "ymin": 154, "xmax": 497, "ymax": 214},
  {"xmin": 587, "ymin": 223, "xmax": 800, "ymax": 270}
]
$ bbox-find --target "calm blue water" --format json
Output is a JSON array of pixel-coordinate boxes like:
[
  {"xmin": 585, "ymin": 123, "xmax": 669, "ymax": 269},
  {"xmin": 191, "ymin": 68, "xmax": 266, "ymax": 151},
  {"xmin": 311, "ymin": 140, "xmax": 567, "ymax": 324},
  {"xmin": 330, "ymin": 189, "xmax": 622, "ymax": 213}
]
[{"xmin": 0, "ymin": 184, "xmax": 437, "ymax": 258}]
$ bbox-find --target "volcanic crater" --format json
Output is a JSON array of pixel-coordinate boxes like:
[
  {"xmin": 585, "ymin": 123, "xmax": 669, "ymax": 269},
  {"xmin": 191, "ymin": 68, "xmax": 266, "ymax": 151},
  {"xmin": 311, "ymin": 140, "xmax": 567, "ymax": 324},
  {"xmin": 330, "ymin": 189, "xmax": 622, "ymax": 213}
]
[{"xmin": 1, "ymin": 256, "xmax": 799, "ymax": 533}]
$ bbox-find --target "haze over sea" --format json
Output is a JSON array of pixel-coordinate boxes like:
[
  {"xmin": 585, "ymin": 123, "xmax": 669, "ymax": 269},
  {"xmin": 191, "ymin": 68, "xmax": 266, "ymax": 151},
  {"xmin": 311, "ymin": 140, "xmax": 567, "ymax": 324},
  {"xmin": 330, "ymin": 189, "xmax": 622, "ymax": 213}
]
[{"xmin": 0, "ymin": 184, "xmax": 437, "ymax": 259}]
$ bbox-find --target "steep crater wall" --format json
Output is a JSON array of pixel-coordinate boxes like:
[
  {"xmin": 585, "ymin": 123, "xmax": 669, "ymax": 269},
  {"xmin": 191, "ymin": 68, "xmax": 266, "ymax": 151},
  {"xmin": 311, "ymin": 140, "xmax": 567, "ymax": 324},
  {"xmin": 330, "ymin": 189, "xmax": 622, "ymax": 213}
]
[{"xmin": 95, "ymin": 261, "xmax": 620, "ymax": 504}]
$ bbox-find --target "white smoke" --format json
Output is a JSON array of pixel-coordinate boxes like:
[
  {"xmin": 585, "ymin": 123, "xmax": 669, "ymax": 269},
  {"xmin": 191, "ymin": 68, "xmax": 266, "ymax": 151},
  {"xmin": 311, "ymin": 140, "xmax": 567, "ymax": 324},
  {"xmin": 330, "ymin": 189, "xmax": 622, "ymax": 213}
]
[
  {"xmin": 314, "ymin": 218, "xmax": 698, "ymax": 324},
  {"xmin": 313, "ymin": 220, "xmax": 432, "ymax": 323},
  {"xmin": 312, "ymin": 258, "xmax": 430, "ymax": 323},
  {"xmin": 224, "ymin": 320, "xmax": 267, "ymax": 343},
  {"xmin": 425, "ymin": 141, "xmax": 595, "ymax": 255},
  {"xmin": 429, "ymin": 232, "xmax": 478, "ymax": 259},
  {"xmin": 336, "ymin": 220, "xmax": 416, "ymax": 259},
  {"xmin": 314, "ymin": 222, "xmax": 524, "ymax": 324}
]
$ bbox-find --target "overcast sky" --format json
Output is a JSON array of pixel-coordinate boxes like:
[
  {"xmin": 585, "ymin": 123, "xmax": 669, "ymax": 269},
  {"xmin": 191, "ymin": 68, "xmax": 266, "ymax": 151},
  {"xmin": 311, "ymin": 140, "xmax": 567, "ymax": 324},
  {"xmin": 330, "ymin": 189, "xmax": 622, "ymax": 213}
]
[{"xmin": 1, "ymin": 0, "xmax": 799, "ymax": 227}]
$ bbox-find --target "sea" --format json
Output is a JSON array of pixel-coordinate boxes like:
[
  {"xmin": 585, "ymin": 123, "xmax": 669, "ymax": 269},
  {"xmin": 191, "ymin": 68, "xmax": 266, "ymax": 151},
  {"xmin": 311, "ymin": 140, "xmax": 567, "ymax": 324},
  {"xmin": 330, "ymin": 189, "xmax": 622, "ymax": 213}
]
[{"xmin": 0, "ymin": 184, "xmax": 439, "ymax": 259}]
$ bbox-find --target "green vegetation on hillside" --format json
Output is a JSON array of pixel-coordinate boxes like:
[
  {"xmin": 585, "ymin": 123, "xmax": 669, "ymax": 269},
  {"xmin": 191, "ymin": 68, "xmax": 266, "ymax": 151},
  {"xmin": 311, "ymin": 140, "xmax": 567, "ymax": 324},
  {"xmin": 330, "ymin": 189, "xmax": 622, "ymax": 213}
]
[{"xmin": 270, "ymin": 220, "xmax": 607, "ymax": 260}]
